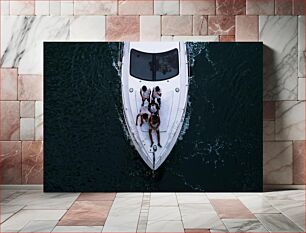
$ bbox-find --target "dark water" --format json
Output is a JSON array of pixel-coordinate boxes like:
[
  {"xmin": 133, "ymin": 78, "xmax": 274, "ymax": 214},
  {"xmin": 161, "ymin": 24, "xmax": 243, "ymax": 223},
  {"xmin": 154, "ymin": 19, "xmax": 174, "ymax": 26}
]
[{"xmin": 44, "ymin": 42, "xmax": 263, "ymax": 192}]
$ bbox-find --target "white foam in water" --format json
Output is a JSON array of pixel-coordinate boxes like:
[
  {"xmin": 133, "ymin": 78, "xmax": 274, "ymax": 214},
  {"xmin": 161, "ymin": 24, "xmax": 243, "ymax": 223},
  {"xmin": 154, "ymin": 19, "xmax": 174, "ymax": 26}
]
[
  {"xmin": 109, "ymin": 42, "xmax": 123, "ymax": 77},
  {"xmin": 108, "ymin": 43, "xmax": 133, "ymax": 144},
  {"xmin": 178, "ymin": 92, "xmax": 191, "ymax": 141}
]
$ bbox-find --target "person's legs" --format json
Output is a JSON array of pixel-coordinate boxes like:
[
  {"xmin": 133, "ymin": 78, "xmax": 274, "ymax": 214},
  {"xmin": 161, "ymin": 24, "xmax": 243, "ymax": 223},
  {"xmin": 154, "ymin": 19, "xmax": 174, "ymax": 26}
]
[
  {"xmin": 157, "ymin": 130, "xmax": 161, "ymax": 147},
  {"xmin": 149, "ymin": 128, "xmax": 154, "ymax": 147}
]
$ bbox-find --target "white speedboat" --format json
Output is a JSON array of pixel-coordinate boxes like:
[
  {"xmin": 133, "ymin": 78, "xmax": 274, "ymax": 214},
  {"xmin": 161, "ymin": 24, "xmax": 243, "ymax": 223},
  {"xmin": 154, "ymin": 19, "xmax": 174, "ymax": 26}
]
[{"xmin": 121, "ymin": 42, "xmax": 189, "ymax": 170}]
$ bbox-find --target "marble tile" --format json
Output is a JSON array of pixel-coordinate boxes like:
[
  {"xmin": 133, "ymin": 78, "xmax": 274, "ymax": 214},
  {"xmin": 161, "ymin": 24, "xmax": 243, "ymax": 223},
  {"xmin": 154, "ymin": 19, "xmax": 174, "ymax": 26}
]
[
  {"xmin": 154, "ymin": 0, "xmax": 179, "ymax": 15},
  {"xmin": 223, "ymin": 219, "xmax": 268, "ymax": 232},
  {"xmin": 0, "ymin": 68, "xmax": 18, "ymax": 100},
  {"xmin": 180, "ymin": 0, "xmax": 215, "ymax": 15},
  {"xmin": 256, "ymin": 213, "xmax": 303, "ymax": 232},
  {"xmin": 171, "ymin": 36, "xmax": 219, "ymax": 41},
  {"xmin": 22, "ymin": 141, "xmax": 43, "ymax": 184},
  {"xmin": 61, "ymin": 1, "xmax": 74, "ymax": 16},
  {"xmin": 162, "ymin": 16, "xmax": 192, "ymax": 36},
  {"xmin": 0, "ymin": 141, "xmax": 22, "ymax": 184},
  {"xmin": 293, "ymin": 140, "xmax": 305, "ymax": 184},
  {"xmin": 1, "ymin": 16, "xmax": 70, "ymax": 74},
  {"xmin": 235, "ymin": 15, "xmax": 258, "ymax": 41},
  {"xmin": 206, "ymin": 193, "xmax": 236, "ymax": 199},
  {"xmin": 0, "ymin": 209, "xmax": 66, "ymax": 232},
  {"xmin": 1, "ymin": 191, "xmax": 26, "ymax": 203},
  {"xmin": 263, "ymin": 101, "xmax": 275, "ymax": 120},
  {"xmin": 275, "ymin": 0, "xmax": 293, "ymax": 15},
  {"xmin": 147, "ymin": 220, "xmax": 184, "ymax": 232},
  {"xmin": 260, "ymin": 16, "xmax": 298, "ymax": 100},
  {"xmin": 1, "ymin": 204, "xmax": 24, "ymax": 223},
  {"xmin": 70, "ymin": 16, "xmax": 105, "ymax": 41},
  {"xmin": 234, "ymin": 192, "xmax": 263, "ymax": 197},
  {"xmin": 35, "ymin": 101, "xmax": 43, "ymax": 140},
  {"xmin": 298, "ymin": 16, "xmax": 305, "ymax": 78},
  {"xmin": 263, "ymin": 141, "xmax": 293, "ymax": 184},
  {"xmin": 115, "ymin": 192, "xmax": 143, "ymax": 198},
  {"xmin": 193, "ymin": 16, "xmax": 208, "ymax": 36},
  {"xmin": 20, "ymin": 118, "xmax": 35, "ymax": 140},
  {"xmin": 150, "ymin": 193, "xmax": 178, "ymax": 206},
  {"xmin": 216, "ymin": 0, "xmax": 246, "ymax": 15},
  {"xmin": 35, "ymin": 1, "xmax": 50, "ymax": 15},
  {"xmin": 140, "ymin": 16, "xmax": 161, "ymax": 41},
  {"xmin": 0, "ymin": 190, "xmax": 17, "ymax": 201},
  {"xmin": 74, "ymin": 1, "xmax": 117, "ymax": 15},
  {"xmin": 20, "ymin": 101, "xmax": 35, "ymax": 118},
  {"xmin": 268, "ymin": 199, "xmax": 305, "ymax": 230},
  {"xmin": 20, "ymin": 220, "xmax": 58, "ymax": 232},
  {"xmin": 285, "ymin": 205, "xmax": 305, "ymax": 231},
  {"xmin": 219, "ymin": 35, "xmax": 235, "ymax": 42},
  {"xmin": 298, "ymin": 52, "xmax": 305, "ymax": 80},
  {"xmin": 263, "ymin": 121, "xmax": 275, "ymax": 141},
  {"xmin": 77, "ymin": 193, "xmax": 116, "ymax": 201},
  {"xmin": 179, "ymin": 203, "xmax": 215, "ymax": 213},
  {"xmin": 180, "ymin": 204, "xmax": 222, "ymax": 229},
  {"xmin": 208, "ymin": 16, "xmax": 235, "ymax": 35},
  {"xmin": 58, "ymin": 201, "xmax": 113, "ymax": 226},
  {"xmin": 264, "ymin": 190, "xmax": 305, "ymax": 201},
  {"xmin": 268, "ymin": 199, "xmax": 305, "ymax": 209},
  {"xmin": 1, "ymin": 0, "xmax": 10, "ymax": 15},
  {"xmin": 52, "ymin": 226, "xmax": 104, "ymax": 232},
  {"xmin": 106, "ymin": 16, "xmax": 140, "ymax": 41},
  {"xmin": 102, "ymin": 203, "xmax": 141, "ymax": 232},
  {"xmin": 293, "ymin": 0, "xmax": 305, "ymax": 15},
  {"xmin": 18, "ymin": 75, "xmax": 43, "ymax": 100},
  {"xmin": 298, "ymin": 78, "xmax": 305, "ymax": 100},
  {"xmin": 0, "ymin": 101, "xmax": 20, "ymax": 140},
  {"xmin": 246, "ymin": 0, "xmax": 274, "ymax": 15},
  {"xmin": 238, "ymin": 196, "xmax": 279, "ymax": 213},
  {"xmin": 177, "ymin": 193, "xmax": 210, "ymax": 204},
  {"xmin": 119, "ymin": 0, "xmax": 153, "ymax": 15},
  {"xmin": 7, "ymin": 191, "xmax": 79, "ymax": 209},
  {"xmin": 148, "ymin": 206, "xmax": 181, "ymax": 221},
  {"xmin": 275, "ymin": 101, "xmax": 305, "ymax": 140},
  {"xmin": 10, "ymin": 0, "xmax": 35, "ymax": 15},
  {"xmin": 210, "ymin": 199, "xmax": 256, "ymax": 219},
  {"xmin": 49, "ymin": 1, "xmax": 61, "ymax": 15}
]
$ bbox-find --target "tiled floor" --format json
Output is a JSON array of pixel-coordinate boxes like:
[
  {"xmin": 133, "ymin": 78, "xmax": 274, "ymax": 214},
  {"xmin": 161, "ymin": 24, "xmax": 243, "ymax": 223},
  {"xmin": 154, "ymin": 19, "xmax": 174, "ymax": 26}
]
[{"xmin": 0, "ymin": 187, "xmax": 304, "ymax": 232}]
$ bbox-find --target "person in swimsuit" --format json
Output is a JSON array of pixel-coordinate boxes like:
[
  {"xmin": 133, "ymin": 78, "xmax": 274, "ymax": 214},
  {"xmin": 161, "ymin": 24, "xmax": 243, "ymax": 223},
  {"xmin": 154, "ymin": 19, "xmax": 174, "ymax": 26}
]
[
  {"xmin": 149, "ymin": 113, "xmax": 162, "ymax": 148},
  {"xmin": 148, "ymin": 99, "xmax": 160, "ymax": 115},
  {"xmin": 152, "ymin": 86, "xmax": 162, "ymax": 106},
  {"xmin": 140, "ymin": 85, "xmax": 151, "ymax": 106},
  {"xmin": 136, "ymin": 105, "xmax": 150, "ymax": 126}
]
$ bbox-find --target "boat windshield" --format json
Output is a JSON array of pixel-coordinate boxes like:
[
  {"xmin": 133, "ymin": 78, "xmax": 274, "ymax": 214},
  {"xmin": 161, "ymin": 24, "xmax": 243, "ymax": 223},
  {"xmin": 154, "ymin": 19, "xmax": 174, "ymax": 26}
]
[{"xmin": 130, "ymin": 49, "xmax": 179, "ymax": 81}]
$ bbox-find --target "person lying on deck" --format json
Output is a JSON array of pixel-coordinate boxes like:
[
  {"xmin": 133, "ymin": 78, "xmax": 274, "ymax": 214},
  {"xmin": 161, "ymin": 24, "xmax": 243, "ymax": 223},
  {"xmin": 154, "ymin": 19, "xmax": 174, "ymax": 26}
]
[
  {"xmin": 149, "ymin": 113, "xmax": 162, "ymax": 148},
  {"xmin": 140, "ymin": 85, "xmax": 151, "ymax": 106},
  {"xmin": 136, "ymin": 105, "xmax": 150, "ymax": 126}
]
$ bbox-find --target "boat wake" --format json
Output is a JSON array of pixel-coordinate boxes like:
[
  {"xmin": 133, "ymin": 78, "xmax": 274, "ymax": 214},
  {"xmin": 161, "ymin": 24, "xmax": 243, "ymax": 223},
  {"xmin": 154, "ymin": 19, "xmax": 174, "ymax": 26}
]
[{"xmin": 108, "ymin": 43, "xmax": 133, "ymax": 145}]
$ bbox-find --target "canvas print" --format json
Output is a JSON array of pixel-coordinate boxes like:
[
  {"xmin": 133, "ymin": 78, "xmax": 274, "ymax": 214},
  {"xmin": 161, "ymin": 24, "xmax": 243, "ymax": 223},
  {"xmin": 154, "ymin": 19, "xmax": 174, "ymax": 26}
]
[{"xmin": 44, "ymin": 42, "xmax": 263, "ymax": 192}]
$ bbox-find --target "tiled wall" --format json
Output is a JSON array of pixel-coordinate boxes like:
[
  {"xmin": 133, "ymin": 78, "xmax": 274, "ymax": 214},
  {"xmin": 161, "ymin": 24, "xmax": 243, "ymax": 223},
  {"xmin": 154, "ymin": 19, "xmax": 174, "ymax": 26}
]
[{"xmin": 0, "ymin": 0, "xmax": 305, "ymax": 185}]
